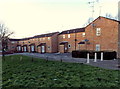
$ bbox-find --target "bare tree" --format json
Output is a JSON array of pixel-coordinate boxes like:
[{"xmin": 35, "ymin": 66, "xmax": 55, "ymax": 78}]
[{"xmin": 0, "ymin": 23, "xmax": 13, "ymax": 60}]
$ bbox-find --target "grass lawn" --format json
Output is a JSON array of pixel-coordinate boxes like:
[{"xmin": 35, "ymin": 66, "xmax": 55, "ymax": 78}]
[{"xmin": 2, "ymin": 55, "xmax": 120, "ymax": 88}]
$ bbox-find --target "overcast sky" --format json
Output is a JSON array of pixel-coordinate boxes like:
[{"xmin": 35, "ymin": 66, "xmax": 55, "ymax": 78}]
[{"xmin": 0, "ymin": 0, "xmax": 119, "ymax": 38}]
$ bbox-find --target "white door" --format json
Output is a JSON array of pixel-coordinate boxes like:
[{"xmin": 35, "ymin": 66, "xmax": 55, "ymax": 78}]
[
  {"xmin": 24, "ymin": 46, "xmax": 27, "ymax": 52},
  {"xmin": 31, "ymin": 45, "xmax": 34, "ymax": 52},
  {"xmin": 41, "ymin": 46, "xmax": 45, "ymax": 53},
  {"xmin": 18, "ymin": 46, "xmax": 21, "ymax": 51}
]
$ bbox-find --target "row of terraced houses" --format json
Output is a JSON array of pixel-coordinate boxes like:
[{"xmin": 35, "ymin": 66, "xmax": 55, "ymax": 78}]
[{"xmin": 2, "ymin": 16, "xmax": 120, "ymax": 58}]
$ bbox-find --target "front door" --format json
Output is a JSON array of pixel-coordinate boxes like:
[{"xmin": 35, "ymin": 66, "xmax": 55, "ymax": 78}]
[
  {"xmin": 64, "ymin": 44, "xmax": 68, "ymax": 53},
  {"xmin": 31, "ymin": 45, "xmax": 34, "ymax": 52},
  {"xmin": 18, "ymin": 46, "xmax": 21, "ymax": 51},
  {"xmin": 41, "ymin": 46, "xmax": 45, "ymax": 53},
  {"xmin": 24, "ymin": 46, "xmax": 27, "ymax": 52}
]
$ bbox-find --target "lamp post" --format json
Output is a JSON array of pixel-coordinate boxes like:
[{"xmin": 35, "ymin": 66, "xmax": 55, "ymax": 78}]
[{"xmin": 74, "ymin": 30, "xmax": 77, "ymax": 51}]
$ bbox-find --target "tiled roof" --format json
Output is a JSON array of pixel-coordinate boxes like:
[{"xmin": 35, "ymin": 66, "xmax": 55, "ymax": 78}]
[
  {"xmin": 101, "ymin": 16, "xmax": 120, "ymax": 23},
  {"xmin": 9, "ymin": 39, "xmax": 20, "ymax": 41},
  {"xmin": 34, "ymin": 32, "xmax": 59, "ymax": 38},
  {"xmin": 59, "ymin": 28, "xmax": 85, "ymax": 35},
  {"xmin": 9, "ymin": 32, "xmax": 59, "ymax": 41},
  {"xmin": 85, "ymin": 16, "xmax": 120, "ymax": 28}
]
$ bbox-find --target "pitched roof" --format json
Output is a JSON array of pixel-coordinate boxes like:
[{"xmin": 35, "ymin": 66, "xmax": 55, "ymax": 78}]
[
  {"xmin": 59, "ymin": 28, "xmax": 85, "ymax": 35},
  {"xmin": 9, "ymin": 38, "xmax": 20, "ymax": 41},
  {"xmin": 85, "ymin": 16, "xmax": 120, "ymax": 28},
  {"xmin": 34, "ymin": 32, "xmax": 59, "ymax": 38},
  {"xmin": 10, "ymin": 32, "xmax": 59, "ymax": 41}
]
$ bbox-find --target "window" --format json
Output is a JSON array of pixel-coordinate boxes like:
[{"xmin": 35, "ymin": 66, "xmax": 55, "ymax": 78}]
[
  {"xmin": 63, "ymin": 35, "xmax": 65, "ymax": 38},
  {"xmin": 18, "ymin": 46, "xmax": 21, "ymax": 51},
  {"xmin": 82, "ymin": 33, "xmax": 86, "ymax": 37},
  {"xmin": 11, "ymin": 41, "xmax": 15, "ymax": 43},
  {"xmin": 43, "ymin": 38, "xmax": 45, "ymax": 40},
  {"xmin": 96, "ymin": 44, "xmax": 100, "ymax": 51},
  {"xmin": 68, "ymin": 34, "xmax": 70, "ymax": 38},
  {"xmin": 48, "ymin": 37, "xmax": 51, "ymax": 40},
  {"xmin": 68, "ymin": 44, "xmax": 71, "ymax": 48},
  {"xmin": 96, "ymin": 28, "xmax": 101, "ymax": 36}
]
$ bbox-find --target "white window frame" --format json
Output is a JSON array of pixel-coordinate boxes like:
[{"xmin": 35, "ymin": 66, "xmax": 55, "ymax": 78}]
[
  {"xmin": 82, "ymin": 33, "xmax": 86, "ymax": 37},
  {"xmin": 68, "ymin": 34, "xmax": 70, "ymax": 38},
  {"xmin": 96, "ymin": 44, "xmax": 100, "ymax": 51},
  {"xmin": 63, "ymin": 35, "xmax": 65, "ymax": 38},
  {"xmin": 48, "ymin": 37, "xmax": 51, "ymax": 40},
  {"xmin": 96, "ymin": 28, "xmax": 101, "ymax": 36}
]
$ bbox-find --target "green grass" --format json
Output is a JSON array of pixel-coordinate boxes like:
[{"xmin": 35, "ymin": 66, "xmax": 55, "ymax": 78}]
[{"xmin": 2, "ymin": 55, "xmax": 120, "ymax": 88}]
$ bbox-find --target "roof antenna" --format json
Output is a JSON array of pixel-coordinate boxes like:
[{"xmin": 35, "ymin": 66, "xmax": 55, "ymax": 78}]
[{"xmin": 88, "ymin": 0, "xmax": 99, "ymax": 21}]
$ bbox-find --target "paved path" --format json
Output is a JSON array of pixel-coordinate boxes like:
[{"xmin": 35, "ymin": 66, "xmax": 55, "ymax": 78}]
[{"xmin": 8, "ymin": 53, "xmax": 120, "ymax": 70}]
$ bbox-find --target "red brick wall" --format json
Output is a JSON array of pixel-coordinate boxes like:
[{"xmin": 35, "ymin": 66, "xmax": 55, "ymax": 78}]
[
  {"xmin": 85, "ymin": 17, "xmax": 118, "ymax": 53},
  {"xmin": 58, "ymin": 32, "xmax": 86, "ymax": 53},
  {"xmin": 7, "ymin": 40, "xmax": 18, "ymax": 53},
  {"xmin": 118, "ymin": 22, "xmax": 120, "ymax": 58},
  {"xmin": 51, "ymin": 33, "xmax": 59, "ymax": 53}
]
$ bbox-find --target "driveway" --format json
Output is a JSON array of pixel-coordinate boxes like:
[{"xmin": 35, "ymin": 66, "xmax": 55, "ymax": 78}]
[{"xmin": 11, "ymin": 53, "xmax": 120, "ymax": 70}]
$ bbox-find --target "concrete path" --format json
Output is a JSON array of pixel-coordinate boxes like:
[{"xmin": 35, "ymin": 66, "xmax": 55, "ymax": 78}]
[{"xmin": 7, "ymin": 53, "xmax": 120, "ymax": 70}]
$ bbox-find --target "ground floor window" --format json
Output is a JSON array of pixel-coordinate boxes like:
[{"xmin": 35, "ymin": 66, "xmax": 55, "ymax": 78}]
[{"xmin": 96, "ymin": 44, "xmax": 100, "ymax": 51}]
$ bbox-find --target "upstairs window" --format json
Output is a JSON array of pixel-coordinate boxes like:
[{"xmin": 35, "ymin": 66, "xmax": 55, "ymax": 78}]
[
  {"xmin": 68, "ymin": 34, "xmax": 70, "ymax": 38},
  {"xmin": 96, "ymin": 28, "xmax": 101, "ymax": 36},
  {"xmin": 48, "ymin": 37, "xmax": 51, "ymax": 40},
  {"xmin": 82, "ymin": 33, "xmax": 86, "ymax": 37},
  {"xmin": 63, "ymin": 35, "xmax": 65, "ymax": 38}
]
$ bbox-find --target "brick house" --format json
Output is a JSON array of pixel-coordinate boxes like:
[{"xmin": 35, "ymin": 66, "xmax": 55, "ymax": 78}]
[
  {"xmin": 3, "ymin": 16, "xmax": 120, "ymax": 58},
  {"xmin": 7, "ymin": 39, "xmax": 19, "ymax": 53},
  {"xmin": 16, "ymin": 32, "xmax": 59, "ymax": 53},
  {"xmin": 58, "ymin": 28, "xmax": 85, "ymax": 53},
  {"xmin": 58, "ymin": 16, "xmax": 120, "ymax": 58},
  {"xmin": 17, "ymin": 38, "xmax": 30, "ymax": 52},
  {"xmin": 34, "ymin": 32, "xmax": 59, "ymax": 53},
  {"xmin": 85, "ymin": 16, "xmax": 120, "ymax": 58}
]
